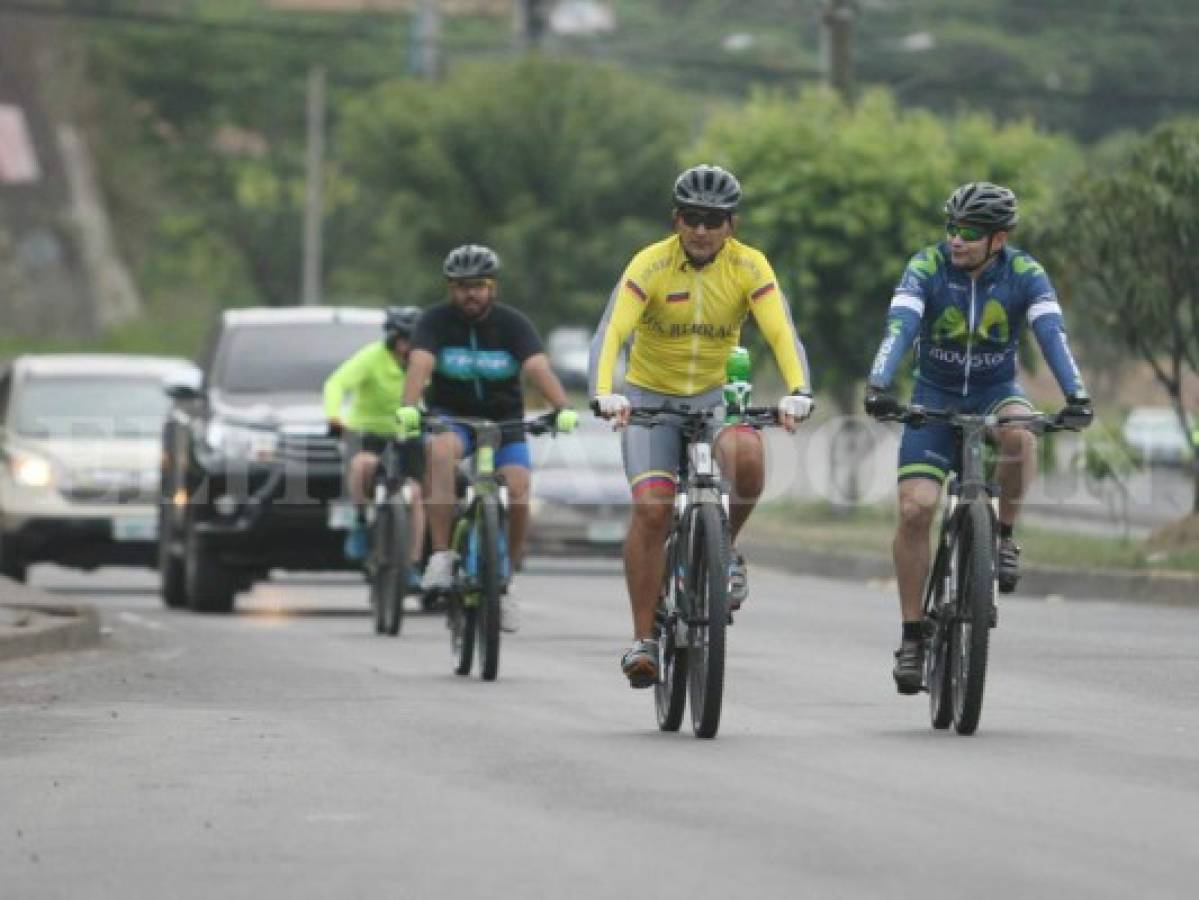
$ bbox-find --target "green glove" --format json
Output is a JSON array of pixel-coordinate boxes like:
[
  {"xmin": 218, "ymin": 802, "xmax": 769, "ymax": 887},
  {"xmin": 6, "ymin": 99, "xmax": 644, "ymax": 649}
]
[
  {"xmin": 396, "ymin": 405, "xmax": 422, "ymax": 439},
  {"xmin": 555, "ymin": 408, "xmax": 579, "ymax": 434}
]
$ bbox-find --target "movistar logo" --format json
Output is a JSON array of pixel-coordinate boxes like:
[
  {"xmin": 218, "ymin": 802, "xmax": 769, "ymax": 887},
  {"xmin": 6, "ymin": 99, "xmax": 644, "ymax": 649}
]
[
  {"xmin": 931, "ymin": 300, "xmax": 1010, "ymax": 346},
  {"xmin": 908, "ymin": 247, "xmax": 943, "ymax": 279},
  {"xmin": 1012, "ymin": 255, "xmax": 1045, "ymax": 278}
]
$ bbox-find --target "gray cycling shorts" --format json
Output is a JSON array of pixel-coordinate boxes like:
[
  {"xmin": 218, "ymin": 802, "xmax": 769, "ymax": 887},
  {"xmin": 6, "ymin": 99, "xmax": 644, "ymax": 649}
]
[{"xmin": 623, "ymin": 384, "xmax": 751, "ymax": 495}]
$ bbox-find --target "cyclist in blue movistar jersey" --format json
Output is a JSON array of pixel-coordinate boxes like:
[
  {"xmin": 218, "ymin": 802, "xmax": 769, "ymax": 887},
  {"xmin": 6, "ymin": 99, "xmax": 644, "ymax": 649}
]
[{"xmin": 863, "ymin": 182, "xmax": 1093, "ymax": 694}]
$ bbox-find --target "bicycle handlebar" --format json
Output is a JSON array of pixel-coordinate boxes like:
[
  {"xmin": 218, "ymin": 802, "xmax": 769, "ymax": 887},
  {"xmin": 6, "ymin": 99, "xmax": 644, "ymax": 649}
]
[
  {"xmin": 876, "ymin": 404, "xmax": 1085, "ymax": 433},
  {"xmin": 629, "ymin": 405, "xmax": 781, "ymax": 429},
  {"xmin": 423, "ymin": 410, "xmax": 561, "ymax": 438}
]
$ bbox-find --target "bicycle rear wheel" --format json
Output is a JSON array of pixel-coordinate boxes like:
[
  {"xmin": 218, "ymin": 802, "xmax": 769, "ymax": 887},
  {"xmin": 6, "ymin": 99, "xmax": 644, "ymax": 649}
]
[
  {"xmin": 655, "ymin": 537, "xmax": 688, "ymax": 732},
  {"xmin": 950, "ymin": 502, "xmax": 995, "ymax": 735},
  {"xmin": 687, "ymin": 503, "xmax": 730, "ymax": 739},
  {"xmin": 926, "ymin": 539, "xmax": 953, "ymax": 729},
  {"xmin": 450, "ymin": 514, "xmax": 475, "ymax": 676},
  {"xmin": 477, "ymin": 497, "xmax": 503, "ymax": 682},
  {"xmin": 372, "ymin": 494, "xmax": 410, "ymax": 637}
]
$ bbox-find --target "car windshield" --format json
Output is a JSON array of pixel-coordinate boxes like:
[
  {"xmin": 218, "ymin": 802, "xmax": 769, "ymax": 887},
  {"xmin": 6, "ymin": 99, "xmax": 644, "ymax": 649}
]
[
  {"xmin": 12, "ymin": 375, "xmax": 172, "ymax": 439},
  {"xmin": 213, "ymin": 322, "xmax": 380, "ymax": 393},
  {"xmin": 532, "ymin": 428, "xmax": 625, "ymax": 471}
]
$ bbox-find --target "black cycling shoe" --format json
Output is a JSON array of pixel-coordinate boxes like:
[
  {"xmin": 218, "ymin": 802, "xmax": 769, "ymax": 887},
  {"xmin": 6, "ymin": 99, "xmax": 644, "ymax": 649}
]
[
  {"xmin": 998, "ymin": 537, "xmax": 1021, "ymax": 594},
  {"xmin": 892, "ymin": 638, "xmax": 924, "ymax": 695}
]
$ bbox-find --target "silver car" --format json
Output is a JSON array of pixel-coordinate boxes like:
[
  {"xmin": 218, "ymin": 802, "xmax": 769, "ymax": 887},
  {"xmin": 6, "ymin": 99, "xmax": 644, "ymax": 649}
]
[
  {"xmin": 527, "ymin": 421, "xmax": 629, "ymax": 554},
  {"xmin": 0, "ymin": 353, "xmax": 198, "ymax": 581}
]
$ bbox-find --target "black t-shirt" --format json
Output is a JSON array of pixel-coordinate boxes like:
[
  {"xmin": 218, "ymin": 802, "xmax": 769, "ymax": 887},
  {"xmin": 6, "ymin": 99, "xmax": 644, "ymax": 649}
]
[{"xmin": 411, "ymin": 302, "xmax": 544, "ymax": 426}]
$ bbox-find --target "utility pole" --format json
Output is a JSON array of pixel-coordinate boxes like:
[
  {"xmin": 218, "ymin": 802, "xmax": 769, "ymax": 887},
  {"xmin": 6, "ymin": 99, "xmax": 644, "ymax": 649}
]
[
  {"xmin": 822, "ymin": 0, "xmax": 856, "ymax": 100},
  {"xmin": 410, "ymin": 0, "xmax": 442, "ymax": 79},
  {"xmin": 301, "ymin": 64, "xmax": 325, "ymax": 306},
  {"xmin": 515, "ymin": 0, "xmax": 550, "ymax": 52}
]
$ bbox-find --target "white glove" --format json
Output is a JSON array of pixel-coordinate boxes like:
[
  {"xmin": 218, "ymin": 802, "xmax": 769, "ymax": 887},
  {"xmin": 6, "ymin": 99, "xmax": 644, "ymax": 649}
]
[
  {"xmin": 594, "ymin": 394, "xmax": 630, "ymax": 418},
  {"xmin": 777, "ymin": 393, "xmax": 814, "ymax": 429}
]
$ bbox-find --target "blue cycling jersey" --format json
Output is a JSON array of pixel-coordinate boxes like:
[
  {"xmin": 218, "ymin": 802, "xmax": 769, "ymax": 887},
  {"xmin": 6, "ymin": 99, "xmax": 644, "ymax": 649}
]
[{"xmin": 868, "ymin": 242, "xmax": 1086, "ymax": 398}]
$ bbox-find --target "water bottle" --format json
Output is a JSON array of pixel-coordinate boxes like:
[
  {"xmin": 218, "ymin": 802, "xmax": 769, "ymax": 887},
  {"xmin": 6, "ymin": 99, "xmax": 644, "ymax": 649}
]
[{"xmin": 723, "ymin": 346, "xmax": 752, "ymax": 421}]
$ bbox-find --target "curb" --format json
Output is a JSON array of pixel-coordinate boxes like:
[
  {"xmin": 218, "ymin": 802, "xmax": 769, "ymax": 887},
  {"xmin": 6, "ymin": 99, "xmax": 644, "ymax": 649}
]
[
  {"xmin": 741, "ymin": 539, "xmax": 1199, "ymax": 607},
  {"xmin": 0, "ymin": 578, "xmax": 102, "ymax": 663}
]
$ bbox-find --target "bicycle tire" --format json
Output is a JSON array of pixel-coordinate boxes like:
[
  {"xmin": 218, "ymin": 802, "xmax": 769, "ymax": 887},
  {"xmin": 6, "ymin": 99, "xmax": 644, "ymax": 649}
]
[
  {"xmin": 370, "ymin": 504, "xmax": 391, "ymax": 635},
  {"xmin": 951, "ymin": 502, "xmax": 994, "ymax": 735},
  {"xmin": 450, "ymin": 513, "xmax": 476, "ymax": 676},
  {"xmin": 477, "ymin": 497, "xmax": 503, "ymax": 682},
  {"xmin": 926, "ymin": 537, "xmax": 953, "ymax": 730},
  {"xmin": 655, "ymin": 537, "xmax": 688, "ymax": 732},
  {"xmin": 687, "ymin": 503, "xmax": 730, "ymax": 739},
  {"xmin": 376, "ymin": 494, "xmax": 410, "ymax": 637}
]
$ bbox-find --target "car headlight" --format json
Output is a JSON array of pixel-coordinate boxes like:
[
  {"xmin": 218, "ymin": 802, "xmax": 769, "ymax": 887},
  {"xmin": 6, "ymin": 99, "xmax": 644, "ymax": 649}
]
[
  {"xmin": 206, "ymin": 420, "xmax": 279, "ymax": 462},
  {"xmin": 10, "ymin": 450, "xmax": 54, "ymax": 488}
]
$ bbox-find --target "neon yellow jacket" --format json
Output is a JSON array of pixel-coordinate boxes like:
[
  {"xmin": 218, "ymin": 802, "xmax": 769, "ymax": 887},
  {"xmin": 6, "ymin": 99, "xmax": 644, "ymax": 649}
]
[{"xmin": 322, "ymin": 341, "xmax": 406, "ymax": 435}]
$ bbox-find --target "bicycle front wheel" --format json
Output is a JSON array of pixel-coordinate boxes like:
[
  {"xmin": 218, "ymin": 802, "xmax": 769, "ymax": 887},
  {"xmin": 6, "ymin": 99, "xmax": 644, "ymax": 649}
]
[
  {"xmin": 950, "ymin": 502, "xmax": 995, "ymax": 735},
  {"xmin": 477, "ymin": 497, "xmax": 503, "ymax": 682},
  {"xmin": 687, "ymin": 503, "xmax": 730, "ymax": 739}
]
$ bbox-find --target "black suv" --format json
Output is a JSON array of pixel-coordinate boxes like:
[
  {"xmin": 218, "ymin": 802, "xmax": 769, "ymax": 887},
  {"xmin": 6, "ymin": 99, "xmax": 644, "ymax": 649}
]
[{"xmin": 159, "ymin": 307, "xmax": 383, "ymax": 612}]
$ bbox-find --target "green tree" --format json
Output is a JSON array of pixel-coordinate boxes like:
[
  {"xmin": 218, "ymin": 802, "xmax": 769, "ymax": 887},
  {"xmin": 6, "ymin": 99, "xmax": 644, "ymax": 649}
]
[
  {"xmin": 691, "ymin": 86, "xmax": 1078, "ymax": 411},
  {"xmin": 331, "ymin": 59, "xmax": 687, "ymax": 329},
  {"xmin": 1047, "ymin": 118, "xmax": 1199, "ymax": 511}
]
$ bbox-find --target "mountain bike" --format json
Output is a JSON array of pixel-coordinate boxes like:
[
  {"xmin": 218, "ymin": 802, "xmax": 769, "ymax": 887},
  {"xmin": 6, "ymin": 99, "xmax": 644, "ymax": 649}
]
[
  {"xmin": 365, "ymin": 438, "xmax": 422, "ymax": 637},
  {"xmin": 426, "ymin": 412, "xmax": 560, "ymax": 681},
  {"xmin": 881, "ymin": 405, "xmax": 1083, "ymax": 735},
  {"xmin": 630, "ymin": 404, "xmax": 782, "ymax": 739}
]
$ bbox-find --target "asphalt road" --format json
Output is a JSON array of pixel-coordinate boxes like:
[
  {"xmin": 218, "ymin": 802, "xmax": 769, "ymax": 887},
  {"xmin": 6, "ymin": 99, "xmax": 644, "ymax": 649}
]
[{"xmin": 2, "ymin": 559, "xmax": 1198, "ymax": 899}]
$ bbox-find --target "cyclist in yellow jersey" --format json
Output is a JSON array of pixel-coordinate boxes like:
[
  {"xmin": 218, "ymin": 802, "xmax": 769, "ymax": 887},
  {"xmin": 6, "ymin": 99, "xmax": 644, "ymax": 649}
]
[{"xmin": 590, "ymin": 164, "xmax": 814, "ymax": 688}]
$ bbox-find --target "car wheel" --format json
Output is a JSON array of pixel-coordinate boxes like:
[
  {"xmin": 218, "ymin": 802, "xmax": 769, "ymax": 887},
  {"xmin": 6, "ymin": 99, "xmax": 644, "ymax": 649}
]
[
  {"xmin": 0, "ymin": 527, "xmax": 28, "ymax": 583},
  {"xmin": 184, "ymin": 521, "xmax": 236, "ymax": 614}
]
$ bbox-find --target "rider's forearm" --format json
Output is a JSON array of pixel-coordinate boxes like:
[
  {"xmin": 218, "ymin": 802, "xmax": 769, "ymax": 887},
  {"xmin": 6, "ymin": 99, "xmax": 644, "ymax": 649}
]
[
  {"xmin": 752, "ymin": 289, "xmax": 810, "ymax": 393},
  {"xmin": 401, "ymin": 350, "xmax": 435, "ymax": 406},
  {"xmin": 1029, "ymin": 302, "xmax": 1087, "ymax": 397},
  {"xmin": 589, "ymin": 281, "xmax": 642, "ymax": 396},
  {"xmin": 523, "ymin": 354, "xmax": 569, "ymax": 408},
  {"xmin": 868, "ymin": 298, "xmax": 922, "ymax": 388}
]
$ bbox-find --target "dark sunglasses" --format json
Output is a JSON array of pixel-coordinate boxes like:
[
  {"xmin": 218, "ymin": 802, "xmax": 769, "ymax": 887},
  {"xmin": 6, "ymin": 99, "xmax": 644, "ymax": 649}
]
[
  {"xmin": 945, "ymin": 222, "xmax": 991, "ymax": 242},
  {"xmin": 678, "ymin": 208, "xmax": 730, "ymax": 229}
]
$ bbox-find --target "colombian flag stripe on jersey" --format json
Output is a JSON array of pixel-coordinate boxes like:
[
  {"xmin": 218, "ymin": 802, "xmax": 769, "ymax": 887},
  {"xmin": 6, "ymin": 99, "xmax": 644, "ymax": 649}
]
[{"xmin": 750, "ymin": 282, "xmax": 776, "ymax": 301}]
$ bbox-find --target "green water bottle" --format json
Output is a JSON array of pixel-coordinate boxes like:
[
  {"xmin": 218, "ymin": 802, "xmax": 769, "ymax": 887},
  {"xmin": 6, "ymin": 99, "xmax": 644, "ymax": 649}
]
[{"xmin": 723, "ymin": 346, "xmax": 752, "ymax": 421}]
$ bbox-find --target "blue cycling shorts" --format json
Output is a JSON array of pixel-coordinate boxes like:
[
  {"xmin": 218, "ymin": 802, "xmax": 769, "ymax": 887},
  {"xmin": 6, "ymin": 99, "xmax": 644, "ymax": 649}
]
[
  {"xmin": 897, "ymin": 380, "xmax": 1034, "ymax": 483},
  {"xmin": 430, "ymin": 410, "xmax": 531, "ymax": 470}
]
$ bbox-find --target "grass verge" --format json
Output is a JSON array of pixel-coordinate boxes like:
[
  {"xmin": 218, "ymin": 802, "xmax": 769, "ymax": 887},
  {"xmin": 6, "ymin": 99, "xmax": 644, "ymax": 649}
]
[{"xmin": 747, "ymin": 500, "xmax": 1199, "ymax": 575}]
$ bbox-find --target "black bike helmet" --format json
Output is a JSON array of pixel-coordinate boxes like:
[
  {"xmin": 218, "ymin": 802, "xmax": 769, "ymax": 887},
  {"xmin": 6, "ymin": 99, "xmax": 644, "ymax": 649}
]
[
  {"xmin": 383, "ymin": 305, "xmax": 421, "ymax": 339},
  {"xmin": 442, "ymin": 244, "xmax": 501, "ymax": 279},
  {"xmin": 944, "ymin": 182, "xmax": 1019, "ymax": 230},
  {"xmin": 673, "ymin": 164, "xmax": 742, "ymax": 211}
]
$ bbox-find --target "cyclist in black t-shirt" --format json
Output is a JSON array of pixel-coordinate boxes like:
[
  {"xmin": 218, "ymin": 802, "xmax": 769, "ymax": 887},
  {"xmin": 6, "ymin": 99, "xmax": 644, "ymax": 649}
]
[{"xmin": 398, "ymin": 244, "xmax": 578, "ymax": 632}]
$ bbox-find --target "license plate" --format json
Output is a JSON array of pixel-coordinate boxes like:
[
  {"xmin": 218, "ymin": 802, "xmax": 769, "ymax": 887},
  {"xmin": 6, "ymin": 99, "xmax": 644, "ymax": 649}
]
[
  {"xmin": 327, "ymin": 503, "xmax": 356, "ymax": 530},
  {"xmin": 586, "ymin": 520, "xmax": 626, "ymax": 543},
  {"xmin": 113, "ymin": 516, "xmax": 157, "ymax": 542}
]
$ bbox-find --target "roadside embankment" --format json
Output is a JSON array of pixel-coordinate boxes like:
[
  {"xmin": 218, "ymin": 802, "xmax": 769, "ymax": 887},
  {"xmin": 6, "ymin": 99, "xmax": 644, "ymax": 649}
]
[{"xmin": 0, "ymin": 577, "xmax": 101, "ymax": 663}]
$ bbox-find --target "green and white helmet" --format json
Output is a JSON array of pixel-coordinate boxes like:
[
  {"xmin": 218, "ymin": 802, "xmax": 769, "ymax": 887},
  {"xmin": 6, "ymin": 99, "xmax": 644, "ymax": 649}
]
[
  {"xmin": 673, "ymin": 164, "xmax": 742, "ymax": 211},
  {"xmin": 944, "ymin": 182, "xmax": 1018, "ymax": 230}
]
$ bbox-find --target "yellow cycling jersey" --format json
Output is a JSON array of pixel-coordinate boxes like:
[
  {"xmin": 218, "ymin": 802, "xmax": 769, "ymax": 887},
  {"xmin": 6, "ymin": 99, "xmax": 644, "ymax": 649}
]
[{"xmin": 591, "ymin": 235, "xmax": 810, "ymax": 397}]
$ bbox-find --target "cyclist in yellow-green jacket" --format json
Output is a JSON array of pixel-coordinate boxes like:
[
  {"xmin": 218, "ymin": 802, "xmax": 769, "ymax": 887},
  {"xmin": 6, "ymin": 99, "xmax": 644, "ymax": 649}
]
[{"xmin": 324, "ymin": 306, "xmax": 425, "ymax": 571}]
